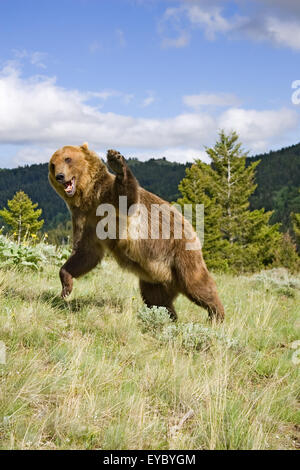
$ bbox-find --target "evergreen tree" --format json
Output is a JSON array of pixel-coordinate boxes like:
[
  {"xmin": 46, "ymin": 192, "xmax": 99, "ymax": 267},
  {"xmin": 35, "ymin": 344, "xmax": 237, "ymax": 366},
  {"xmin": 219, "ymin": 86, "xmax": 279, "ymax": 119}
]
[
  {"xmin": 291, "ymin": 191, "xmax": 300, "ymax": 249},
  {"xmin": 273, "ymin": 232, "xmax": 300, "ymax": 272},
  {"xmin": 177, "ymin": 160, "xmax": 228, "ymax": 270},
  {"xmin": 0, "ymin": 191, "xmax": 44, "ymax": 243},
  {"xmin": 206, "ymin": 131, "xmax": 283, "ymax": 270},
  {"xmin": 206, "ymin": 131, "xmax": 258, "ymax": 242},
  {"xmin": 292, "ymin": 211, "xmax": 300, "ymax": 246},
  {"xmin": 178, "ymin": 131, "xmax": 284, "ymax": 271}
]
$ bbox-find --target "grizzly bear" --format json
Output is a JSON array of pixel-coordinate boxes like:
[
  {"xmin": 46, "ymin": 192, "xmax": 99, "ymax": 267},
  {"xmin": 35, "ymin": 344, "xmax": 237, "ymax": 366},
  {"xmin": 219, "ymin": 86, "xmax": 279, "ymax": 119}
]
[{"xmin": 49, "ymin": 143, "xmax": 225, "ymax": 321}]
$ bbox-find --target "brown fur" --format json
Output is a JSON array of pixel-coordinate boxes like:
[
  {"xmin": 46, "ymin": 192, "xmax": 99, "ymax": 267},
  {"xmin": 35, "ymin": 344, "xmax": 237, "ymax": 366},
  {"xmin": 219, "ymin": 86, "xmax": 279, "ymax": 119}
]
[{"xmin": 49, "ymin": 144, "xmax": 225, "ymax": 321}]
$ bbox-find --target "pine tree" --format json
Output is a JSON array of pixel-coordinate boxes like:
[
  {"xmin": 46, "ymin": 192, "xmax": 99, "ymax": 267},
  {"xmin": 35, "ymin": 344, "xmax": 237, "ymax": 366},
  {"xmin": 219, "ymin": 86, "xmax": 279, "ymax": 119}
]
[
  {"xmin": 273, "ymin": 232, "xmax": 300, "ymax": 272},
  {"xmin": 291, "ymin": 190, "xmax": 300, "ymax": 249},
  {"xmin": 178, "ymin": 131, "xmax": 284, "ymax": 271},
  {"xmin": 206, "ymin": 131, "xmax": 257, "ymax": 241},
  {"xmin": 0, "ymin": 191, "xmax": 44, "ymax": 243},
  {"xmin": 292, "ymin": 212, "xmax": 300, "ymax": 245},
  {"xmin": 206, "ymin": 130, "xmax": 284, "ymax": 270},
  {"xmin": 177, "ymin": 160, "xmax": 228, "ymax": 271}
]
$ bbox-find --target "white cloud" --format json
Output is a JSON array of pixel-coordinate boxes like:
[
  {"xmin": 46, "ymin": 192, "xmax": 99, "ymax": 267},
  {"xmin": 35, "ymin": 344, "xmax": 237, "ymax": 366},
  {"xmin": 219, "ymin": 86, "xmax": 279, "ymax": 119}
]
[
  {"xmin": 0, "ymin": 65, "xmax": 298, "ymax": 167},
  {"xmin": 88, "ymin": 89, "xmax": 134, "ymax": 104},
  {"xmin": 159, "ymin": 6, "xmax": 191, "ymax": 48},
  {"xmin": 185, "ymin": 4, "xmax": 234, "ymax": 40},
  {"xmin": 257, "ymin": 0, "xmax": 300, "ymax": 15},
  {"xmin": 159, "ymin": 2, "xmax": 246, "ymax": 46},
  {"xmin": 264, "ymin": 17, "xmax": 300, "ymax": 51},
  {"xmin": 0, "ymin": 65, "xmax": 216, "ymax": 149},
  {"xmin": 219, "ymin": 107, "xmax": 298, "ymax": 152},
  {"xmin": 158, "ymin": 148, "xmax": 209, "ymax": 163},
  {"xmin": 11, "ymin": 146, "xmax": 210, "ymax": 166},
  {"xmin": 141, "ymin": 91, "xmax": 156, "ymax": 107},
  {"xmin": 142, "ymin": 97, "xmax": 154, "ymax": 107},
  {"xmin": 90, "ymin": 90, "xmax": 119, "ymax": 100},
  {"xmin": 183, "ymin": 92, "xmax": 241, "ymax": 109},
  {"xmin": 12, "ymin": 49, "xmax": 47, "ymax": 69},
  {"xmin": 11, "ymin": 145, "xmax": 55, "ymax": 167},
  {"xmin": 159, "ymin": 0, "xmax": 300, "ymax": 51},
  {"xmin": 161, "ymin": 31, "xmax": 190, "ymax": 49},
  {"xmin": 127, "ymin": 147, "xmax": 210, "ymax": 164},
  {"xmin": 30, "ymin": 52, "xmax": 47, "ymax": 69}
]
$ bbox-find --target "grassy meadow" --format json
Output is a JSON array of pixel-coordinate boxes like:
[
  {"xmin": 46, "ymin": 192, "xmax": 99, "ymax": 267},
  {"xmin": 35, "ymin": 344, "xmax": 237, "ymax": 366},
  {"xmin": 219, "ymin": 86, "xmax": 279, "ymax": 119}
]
[{"xmin": 0, "ymin": 256, "xmax": 299, "ymax": 450}]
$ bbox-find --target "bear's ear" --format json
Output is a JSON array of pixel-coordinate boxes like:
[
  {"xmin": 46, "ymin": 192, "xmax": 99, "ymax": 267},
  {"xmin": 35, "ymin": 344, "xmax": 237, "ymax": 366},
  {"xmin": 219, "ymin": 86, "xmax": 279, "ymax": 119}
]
[{"xmin": 81, "ymin": 142, "xmax": 89, "ymax": 150}]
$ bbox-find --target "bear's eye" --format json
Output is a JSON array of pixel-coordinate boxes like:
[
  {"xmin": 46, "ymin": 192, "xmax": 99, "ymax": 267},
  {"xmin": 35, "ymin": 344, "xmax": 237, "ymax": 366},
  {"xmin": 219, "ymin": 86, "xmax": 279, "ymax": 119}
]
[
  {"xmin": 51, "ymin": 163, "xmax": 55, "ymax": 171},
  {"xmin": 65, "ymin": 157, "xmax": 72, "ymax": 164}
]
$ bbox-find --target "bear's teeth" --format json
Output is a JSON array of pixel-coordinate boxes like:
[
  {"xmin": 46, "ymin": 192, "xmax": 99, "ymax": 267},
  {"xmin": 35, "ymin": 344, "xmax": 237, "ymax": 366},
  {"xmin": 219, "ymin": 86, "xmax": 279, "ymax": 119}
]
[{"xmin": 63, "ymin": 177, "xmax": 75, "ymax": 195}]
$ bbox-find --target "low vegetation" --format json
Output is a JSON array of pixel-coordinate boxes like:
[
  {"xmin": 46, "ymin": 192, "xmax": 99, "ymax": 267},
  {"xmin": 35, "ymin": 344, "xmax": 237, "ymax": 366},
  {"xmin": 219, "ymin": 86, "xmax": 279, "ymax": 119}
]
[
  {"xmin": 0, "ymin": 249, "xmax": 299, "ymax": 449},
  {"xmin": 0, "ymin": 234, "xmax": 70, "ymax": 270}
]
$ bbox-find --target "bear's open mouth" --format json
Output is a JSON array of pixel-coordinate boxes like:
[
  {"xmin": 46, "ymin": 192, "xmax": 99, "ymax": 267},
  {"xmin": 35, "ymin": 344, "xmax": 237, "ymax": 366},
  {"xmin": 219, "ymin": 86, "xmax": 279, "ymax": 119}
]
[{"xmin": 63, "ymin": 177, "xmax": 76, "ymax": 197}]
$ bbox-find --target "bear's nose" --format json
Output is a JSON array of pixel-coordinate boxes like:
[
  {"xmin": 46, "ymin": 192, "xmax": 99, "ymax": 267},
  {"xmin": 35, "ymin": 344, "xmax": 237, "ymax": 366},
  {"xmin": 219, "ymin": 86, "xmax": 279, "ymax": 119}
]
[{"xmin": 56, "ymin": 173, "xmax": 65, "ymax": 182}]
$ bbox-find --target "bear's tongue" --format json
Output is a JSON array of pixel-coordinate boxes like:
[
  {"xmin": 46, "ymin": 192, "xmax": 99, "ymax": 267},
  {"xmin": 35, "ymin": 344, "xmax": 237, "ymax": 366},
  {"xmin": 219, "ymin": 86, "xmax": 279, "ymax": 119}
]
[{"xmin": 65, "ymin": 180, "xmax": 73, "ymax": 193}]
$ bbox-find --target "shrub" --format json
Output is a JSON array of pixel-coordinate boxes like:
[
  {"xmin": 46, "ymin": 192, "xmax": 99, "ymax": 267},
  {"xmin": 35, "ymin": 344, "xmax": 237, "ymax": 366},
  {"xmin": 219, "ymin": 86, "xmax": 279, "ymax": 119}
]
[
  {"xmin": 250, "ymin": 267, "xmax": 300, "ymax": 297},
  {"xmin": 0, "ymin": 234, "xmax": 71, "ymax": 270},
  {"xmin": 138, "ymin": 305, "xmax": 239, "ymax": 351},
  {"xmin": 137, "ymin": 305, "xmax": 172, "ymax": 333}
]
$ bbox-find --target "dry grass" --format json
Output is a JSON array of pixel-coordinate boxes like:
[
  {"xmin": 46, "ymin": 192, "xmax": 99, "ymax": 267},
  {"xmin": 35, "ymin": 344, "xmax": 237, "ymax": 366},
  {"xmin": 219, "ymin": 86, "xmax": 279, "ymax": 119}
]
[{"xmin": 0, "ymin": 258, "xmax": 299, "ymax": 449}]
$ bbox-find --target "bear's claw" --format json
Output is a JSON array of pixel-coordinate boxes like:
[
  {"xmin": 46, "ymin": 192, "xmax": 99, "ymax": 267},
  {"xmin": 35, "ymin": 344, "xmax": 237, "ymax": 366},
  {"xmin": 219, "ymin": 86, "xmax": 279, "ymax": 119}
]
[
  {"xmin": 107, "ymin": 149, "xmax": 126, "ymax": 175},
  {"xmin": 61, "ymin": 286, "xmax": 72, "ymax": 299}
]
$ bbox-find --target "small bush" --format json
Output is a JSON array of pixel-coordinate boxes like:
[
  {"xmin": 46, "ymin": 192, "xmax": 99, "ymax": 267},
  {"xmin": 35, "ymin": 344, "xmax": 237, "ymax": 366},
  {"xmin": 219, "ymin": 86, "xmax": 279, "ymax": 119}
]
[
  {"xmin": 250, "ymin": 268, "xmax": 300, "ymax": 297},
  {"xmin": 161, "ymin": 323, "xmax": 212, "ymax": 351},
  {"xmin": 137, "ymin": 305, "xmax": 172, "ymax": 333},
  {"xmin": 138, "ymin": 305, "xmax": 239, "ymax": 352}
]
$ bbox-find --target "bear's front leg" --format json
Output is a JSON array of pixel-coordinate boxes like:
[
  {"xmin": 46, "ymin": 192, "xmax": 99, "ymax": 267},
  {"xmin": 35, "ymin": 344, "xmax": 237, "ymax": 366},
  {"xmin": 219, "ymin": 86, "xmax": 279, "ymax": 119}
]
[
  {"xmin": 107, "ymin": 149, "xmax": 139, "ymax": 207},
  {"xmin": 59, "ymin": 248, "xmax": 103, "ymax": 299},
  {"xmin": 60, "ymin": 266, "xmax": 73, "ymax": 299},
  {"xmin": 107, "ymin": 149, "xmax": 127, "ymax": 175}
]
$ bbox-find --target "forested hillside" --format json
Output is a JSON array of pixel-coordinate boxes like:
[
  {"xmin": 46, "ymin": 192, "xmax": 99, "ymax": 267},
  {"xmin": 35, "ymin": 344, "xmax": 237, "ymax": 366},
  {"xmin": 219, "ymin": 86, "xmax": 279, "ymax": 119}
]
[
  {"xmin": 0, "ymin": 158, "xmax": 191, "ymax": 229},
  {"xmin": 248, "ymin": 143, "xmax": 300, "ymax": 229},
  {"xmin": 0, "ymin": 163, "xmax": 67, "ymax": 229},
  {"xmin": 127, "ymin": 157, "xmax": 190, "ymax": 202},
  {"xmin": 0, "ymin": 143, "xmax": 299, "ymax": 230}
]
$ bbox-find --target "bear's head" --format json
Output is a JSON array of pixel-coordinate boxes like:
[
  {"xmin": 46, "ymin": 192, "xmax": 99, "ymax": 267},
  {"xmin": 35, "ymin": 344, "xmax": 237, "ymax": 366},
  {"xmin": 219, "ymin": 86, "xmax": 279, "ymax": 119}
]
[{"xmin": 49, "ymin": 143, "xmax": 107, "ymax": 206}]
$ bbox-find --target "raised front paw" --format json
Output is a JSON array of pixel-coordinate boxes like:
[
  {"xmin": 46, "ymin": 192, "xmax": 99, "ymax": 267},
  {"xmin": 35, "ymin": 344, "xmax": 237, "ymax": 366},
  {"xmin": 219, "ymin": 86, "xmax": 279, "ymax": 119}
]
[{"xmin": 107, "ymin": 149, "xmax": 126, "ymax": 175}]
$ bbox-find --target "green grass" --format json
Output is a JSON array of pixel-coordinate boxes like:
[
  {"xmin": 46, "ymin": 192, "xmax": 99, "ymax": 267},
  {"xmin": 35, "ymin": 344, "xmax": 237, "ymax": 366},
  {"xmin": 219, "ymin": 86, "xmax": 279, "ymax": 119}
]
[{"xmin": 0, "ymin": 258, "xmax": 299, "ymax": 449}]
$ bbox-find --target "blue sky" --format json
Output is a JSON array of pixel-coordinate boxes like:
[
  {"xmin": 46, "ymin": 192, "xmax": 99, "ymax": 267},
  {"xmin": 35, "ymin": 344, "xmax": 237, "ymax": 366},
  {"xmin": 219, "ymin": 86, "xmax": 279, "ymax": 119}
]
[{"xmin": 0, "ymin": 0, "xmax": 300, "ymax": 167}]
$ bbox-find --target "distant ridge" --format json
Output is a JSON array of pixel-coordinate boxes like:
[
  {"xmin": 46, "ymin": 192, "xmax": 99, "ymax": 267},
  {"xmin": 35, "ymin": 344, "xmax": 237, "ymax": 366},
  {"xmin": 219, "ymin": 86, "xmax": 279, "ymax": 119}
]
[
  {"xmin": 248, "ymin": 142, "xmax": 300, "ymax": 228},
  {"xmin": 0, "ymin": 143, "xmax": 299, "ymax": 231}
]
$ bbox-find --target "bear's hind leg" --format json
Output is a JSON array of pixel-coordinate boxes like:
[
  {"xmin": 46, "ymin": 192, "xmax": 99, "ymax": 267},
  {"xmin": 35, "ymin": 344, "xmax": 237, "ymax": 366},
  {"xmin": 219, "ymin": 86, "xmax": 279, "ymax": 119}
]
[
  {"xmin": 139, "ymin": 280, "xmax": 178, "ymax": 321},
  {"xmin": 176, "ymin": 261, "xmax": 225, "ymax": 322},
  {"xmin": 185, "ymin": 284, "xmax": 225, "ymax": 322}
]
